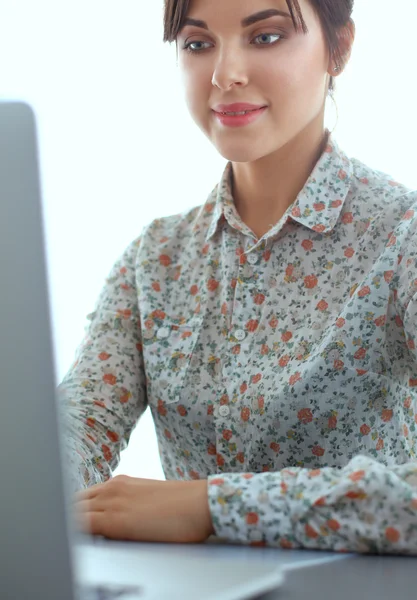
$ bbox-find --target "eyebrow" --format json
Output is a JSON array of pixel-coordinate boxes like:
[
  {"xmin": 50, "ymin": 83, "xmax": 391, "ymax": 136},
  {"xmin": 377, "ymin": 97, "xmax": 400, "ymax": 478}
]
[{"xmin": 180, "ymin": 9, "xmax": 292, "ymax": 32}]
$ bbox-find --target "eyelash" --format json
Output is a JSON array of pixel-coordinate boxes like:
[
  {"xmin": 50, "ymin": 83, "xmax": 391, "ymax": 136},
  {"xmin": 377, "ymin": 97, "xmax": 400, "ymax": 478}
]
[{"xmin": 183, "ymin": 33, "xmax": 284, "ymax": 55}]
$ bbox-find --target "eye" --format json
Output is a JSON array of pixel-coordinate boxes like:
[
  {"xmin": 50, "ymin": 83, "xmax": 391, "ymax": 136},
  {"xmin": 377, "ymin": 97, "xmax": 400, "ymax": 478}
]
[
  {"xmin": 183, "ymin": 40, "xmax": 213, "ymax": 54},
  {"xmin": 252, "ymin": 33, "xmax": 283, "ymax": 46}
]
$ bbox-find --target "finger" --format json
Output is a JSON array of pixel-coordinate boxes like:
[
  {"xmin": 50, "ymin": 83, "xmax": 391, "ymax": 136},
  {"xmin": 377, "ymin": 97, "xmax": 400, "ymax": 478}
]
[{"xmin": 73, "ymin": 482, "xmax": 107, "ymax": 503}]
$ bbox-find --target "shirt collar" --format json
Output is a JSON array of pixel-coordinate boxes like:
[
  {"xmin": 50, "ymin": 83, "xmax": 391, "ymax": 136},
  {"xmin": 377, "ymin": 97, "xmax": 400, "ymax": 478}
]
[{"xmin": 205, "ymin": 131, "xmax": 353, "ymax": 242}]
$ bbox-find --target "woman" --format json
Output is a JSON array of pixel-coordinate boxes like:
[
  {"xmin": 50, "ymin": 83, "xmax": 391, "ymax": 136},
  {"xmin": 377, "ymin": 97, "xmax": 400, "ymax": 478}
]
[{"xmin": 67, "ymin": 0, "xmax": 417, "ymax": 554}]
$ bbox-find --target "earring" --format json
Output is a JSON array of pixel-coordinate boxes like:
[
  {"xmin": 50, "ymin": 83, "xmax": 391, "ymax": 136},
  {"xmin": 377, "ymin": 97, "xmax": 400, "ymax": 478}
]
[{"xmin": 334, "ymin": 65, "xmax": 340, "ymax": 72}]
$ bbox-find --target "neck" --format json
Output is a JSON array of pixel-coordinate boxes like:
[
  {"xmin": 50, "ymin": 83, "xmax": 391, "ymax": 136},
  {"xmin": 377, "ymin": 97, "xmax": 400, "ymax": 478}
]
[{"xmin": 231, "ymin": 121, "xmax": 330, "ymax": 240}]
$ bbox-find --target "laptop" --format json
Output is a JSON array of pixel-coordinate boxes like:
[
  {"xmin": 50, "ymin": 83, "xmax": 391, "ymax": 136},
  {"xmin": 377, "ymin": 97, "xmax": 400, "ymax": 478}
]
[{"xmin": 0, "ymin": 100, "xmax": 286, "ymax": 600}]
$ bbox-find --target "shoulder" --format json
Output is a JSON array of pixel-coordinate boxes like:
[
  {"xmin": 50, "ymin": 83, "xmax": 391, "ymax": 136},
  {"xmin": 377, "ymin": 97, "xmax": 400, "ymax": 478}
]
[{"xmin": 349, "ymin": 155, "xmax": 417, "ymax": 227}]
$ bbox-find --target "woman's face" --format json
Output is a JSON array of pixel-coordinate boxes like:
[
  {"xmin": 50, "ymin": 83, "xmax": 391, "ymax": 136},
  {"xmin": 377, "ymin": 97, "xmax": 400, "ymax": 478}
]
[{"xmin": 177, "ymin": 0, "xmax": 333, "ymax": 163}]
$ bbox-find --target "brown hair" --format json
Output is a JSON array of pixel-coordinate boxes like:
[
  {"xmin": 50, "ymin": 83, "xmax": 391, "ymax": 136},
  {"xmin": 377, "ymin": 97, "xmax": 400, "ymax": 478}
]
[{"xmin": 163, "ymin": 0, "xmax": 355, "ymax": 95}]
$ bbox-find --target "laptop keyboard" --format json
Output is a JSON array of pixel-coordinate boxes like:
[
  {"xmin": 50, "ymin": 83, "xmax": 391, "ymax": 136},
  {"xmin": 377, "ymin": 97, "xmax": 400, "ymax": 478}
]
[{"xmin": 77, "ymin": 584, "xmax": 143, "ymax": 599}]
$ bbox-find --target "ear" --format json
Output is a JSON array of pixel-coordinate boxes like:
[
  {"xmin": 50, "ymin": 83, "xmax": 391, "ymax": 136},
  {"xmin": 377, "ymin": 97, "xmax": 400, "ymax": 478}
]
[{"xmin": 330, "ymin": 19, "xmax": 356, "ymax": 74}]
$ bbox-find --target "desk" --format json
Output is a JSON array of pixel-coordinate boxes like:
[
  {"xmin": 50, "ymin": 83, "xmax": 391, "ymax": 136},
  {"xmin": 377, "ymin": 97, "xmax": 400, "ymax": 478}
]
[{"xmin": 75, "ymin": 536, "xmax": 417, "ymax": 600}]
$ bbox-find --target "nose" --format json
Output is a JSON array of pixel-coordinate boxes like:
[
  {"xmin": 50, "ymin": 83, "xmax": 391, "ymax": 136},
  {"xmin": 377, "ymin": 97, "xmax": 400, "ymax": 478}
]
[{"xmin": 211, "ymin": 48, "xmax": 249, "ymax": 90}]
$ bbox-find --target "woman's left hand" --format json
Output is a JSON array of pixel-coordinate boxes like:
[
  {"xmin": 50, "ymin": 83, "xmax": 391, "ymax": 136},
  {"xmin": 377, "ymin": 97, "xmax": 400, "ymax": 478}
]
[{"xmin": 73, "ymin": 475, "xmax": 215, "ymax": 543}]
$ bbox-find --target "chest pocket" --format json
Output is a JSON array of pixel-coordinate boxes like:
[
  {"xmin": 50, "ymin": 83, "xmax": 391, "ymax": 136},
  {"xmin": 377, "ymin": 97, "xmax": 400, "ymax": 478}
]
[{"xmin": 142, "ymin": 316, "xmax": 202, "ymax": 405}]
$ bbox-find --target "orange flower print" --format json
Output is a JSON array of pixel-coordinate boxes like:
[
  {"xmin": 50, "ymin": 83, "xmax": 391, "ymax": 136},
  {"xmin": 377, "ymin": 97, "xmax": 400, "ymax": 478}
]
[
  {"xmin": 376, "ymin": 438, "xmax": 384, "ymax": 451},
  {"xmin": 316, "ymin": 299, "xmax": 328, "ymax": 311},
  {"xmin": 190, "ymin": 471, "xmax": 200, "ymax": 480},
  {"xmin": 190, "ymin": 284, "xmax": 199, "ymax": 296},
  {"xmin": 312, "ymin": 445, "xmax": 325, "ymax": 457},
  {"xmin": 263, "ymin": 249, "xmax": 272, "ymax": 261},
  {"xmin": 177, "ymin": 405, "xmax": 188, "ymax": 417},
  {"xmin": 354, "ymin": 347, "xmax": 367, "ymax": 360},
  {"xmin": 344, "ymin": 247, "xmax": 355, "ymax": 258},
  {"xmin": 269, "ymin": 316, "xmax": 279, "ymax": 328},
  {"xmin": 254, "ymin": 293, "xmax": 266, "ymax": 305},
  {"xmin": 98, "ymin": 352, "xmax": 111, "ymax": 361},
  {"xmin": 358, "ymin": 286, "xmax": 371, "ymax": 298},
  {"xmin": 207, "ymin": 279, "xmax": 219, "ymax": 292},
  {"xmin": 289, "ymin": 372, "xmax": 301, "ymax": 386},
  {"xmin": 210, "ymin": 478, "xmax": 225, "ymax": 486},
  {"xmin": 335, "ymin": 317, "xmax": 345, "ymax": 328},
  {"xmin": 270, "ymin": 442, "xmax": 280, "ymax": 453},
  {"xmin": 159, "ymin": 254, "xmax": 171, "ymax": 267},
  {"xmin": 240, "ymin": 382, "xmax": 248, "ymax": 394},
  {"xmin": 208, "ymin": 443, "xmax": 216, "ymax": 456},
  {"xmin": 106, "ymin": 430, "xmax": 119, "ymax": 443},
  {"xmin": 102, "ymin": 444, "xmax": 112, "ymax": 462},
  {"xmin": 381, "ymin": 409, "xmax": 393, "ymax": 422},
  {"xmin": 374, "ymin": 315, "xmax": 386, "ymax": 327},
  {"xmin": 152, "ymin": 281, "xmax": 161, "ymax": 292},
  {"xmin": 118, "ymin": 309, "xmax": 132, "ymax": 319},
  {"xmin": 298, "ymin": 408, "xmax": 313, "ymax": 424},
  {"xmin": 103, "ymin": 373, "xmax": 117, "ymax": 386},
  {"xmin": 314, "ymin": 496, "xmax": 326, "ymax": 506},
  {"xmin": 360, "ymin": 424, "xmax": 371, "ymax": 436},
  {"xmin": 252, "ymin": 373, "xmax": 262, "ymax": 384},
  {"xmin": 260, "ymin": 344, "xmax": 269, "ymax": 355},
  {"xmin": 331, "ymin": 199, "xmax": 342, "ymax": 208},
  {"xmin": 176, "ymin": 467, "xmax": 185, "ymax": 478},
  {"xmin": 222, "ymin": 429, "xmax": 233, "ymax": 441},
  {"xmin": 86, "ymin": 417, "xmax": 95, "ymax": 428},
  {"xmin": 349, "ymin": 470, "xmax": 366, "ymax": 482},
  {"xmin": 246, "ymin": 512, "xmax": 259, "ymax": 525},
  {"xmin": 232, "ymin": 344, "xmax": 241, "ymax": 355},
  {"xmin": 328, "ymin": 415, "xmax": 338, "ymax": 429},
  {"xmin": 241, "ymin": 407, "xmax": 251, "ymax": 422},
  {"xmin": 384, "ymin": 270, "xmax": 394, "ymax": 283},
  {"xmin": 341, "ymin": 212, "xmax": 353, "ymax": 224},
  {"xmin": 302, "ymin": 239, "xmax": 313, "ymax": 251},
  {"xmin": 120, "ymin": 267, "xmax": 127, "ymax": 275},
  {"xmin": 216, "ymin": 454, "xmax": 225, "ymax": 467},
  {"xmin": 327, "ymin": 519, "xmax": 341, "ymax": 531},
  {"xmin": 282, "ymin": 331, "xmax": 293, "ymax": 342},
  {"xmin": 236, "ymin": 452, "xmax": 245, "ymax": 464},
  {"xmin": 313, "ymin": 202, "xmax": 325, "ymax": 212},
  {"xmin": 279, "ymin": 355, "xmax": 290, "ymax": 367},
  {"xmin": 305, "ymin": 524, "xmax": 319, "ymax": 539},
  {"xmin": 157, "ymin": 399, "xmax": 167, "ymax": 416},
  {"xmin": 385, "ymin": 527, "xmax": 400, "ymax": 543},
  {"xmin": 164, "ymin": 428, "xmax": 172, "ymax": 439},
  {"xmin": 246, "ymin": 319, "xmax": 259, "ymax": 332},
  {"xmin": 304, "ymin": 275, "xmax": 318, "ymax": 289},
  {"xmin": 403, "ymin": 209, "xmax": 415, "ymax": 220}
]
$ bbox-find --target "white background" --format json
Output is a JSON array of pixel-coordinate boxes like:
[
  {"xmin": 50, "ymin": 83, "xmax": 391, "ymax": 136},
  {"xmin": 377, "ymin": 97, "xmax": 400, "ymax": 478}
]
[{"xmin": 1, "ymin": 0, "xmax": 416, "ymax": 480}]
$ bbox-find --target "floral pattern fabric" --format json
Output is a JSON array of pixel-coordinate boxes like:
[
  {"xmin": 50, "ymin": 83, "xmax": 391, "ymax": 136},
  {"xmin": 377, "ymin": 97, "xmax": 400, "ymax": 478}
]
[{"xmin": 59, "ymin": 130, "xmax": 417, "ymax": 553}]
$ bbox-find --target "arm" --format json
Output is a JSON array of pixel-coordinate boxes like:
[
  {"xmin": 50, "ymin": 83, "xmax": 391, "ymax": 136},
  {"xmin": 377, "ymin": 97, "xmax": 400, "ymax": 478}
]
[
  {"xmin": 208, "ymin": 456, "xmax": 417, "ymax": 553},
  {"xmin": 58, "ymin": 235, "xmax": 147, "ymax": 490}
]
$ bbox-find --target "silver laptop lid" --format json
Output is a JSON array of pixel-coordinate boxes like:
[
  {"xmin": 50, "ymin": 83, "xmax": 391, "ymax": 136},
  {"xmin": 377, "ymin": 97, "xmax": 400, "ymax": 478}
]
[{"xmin": 0, "ymin": 101, "xmax": 76, "ymax": 600}]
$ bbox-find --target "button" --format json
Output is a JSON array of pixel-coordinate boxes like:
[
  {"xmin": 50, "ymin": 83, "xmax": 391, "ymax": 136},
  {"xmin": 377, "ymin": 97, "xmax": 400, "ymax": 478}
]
[
  {"xmin": 247, "ymin": 253, "xmax": 259, "ymax": 265},
  {"xmin": 156, "ymin": 327, "xmax": 170, "ymax": 339},
  {"xmin": 235, "ymin": 329, "xmax": 246, "ymax": 341},
  {"xmin": 219, "ymin": 405, "xmax": 230, "ymax": 417}
]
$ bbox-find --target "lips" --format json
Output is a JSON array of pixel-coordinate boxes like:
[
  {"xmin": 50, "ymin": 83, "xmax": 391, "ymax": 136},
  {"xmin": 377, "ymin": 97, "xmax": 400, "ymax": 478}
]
[{"xmin": 213, "ymin": 103, "xmax": 266, "ymax": 114}]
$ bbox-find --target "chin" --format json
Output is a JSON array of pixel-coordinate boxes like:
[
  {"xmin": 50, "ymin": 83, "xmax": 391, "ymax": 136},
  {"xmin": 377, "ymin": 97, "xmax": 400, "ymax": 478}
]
[{"xmin": 213, "ymin": 142, "xmax": 271, "ymax": 164}]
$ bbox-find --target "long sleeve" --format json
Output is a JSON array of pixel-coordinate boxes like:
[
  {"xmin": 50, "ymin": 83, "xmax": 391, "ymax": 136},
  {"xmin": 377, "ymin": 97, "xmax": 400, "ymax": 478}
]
[
  {"xmin": 207, "ymin": 456, "xmax": 417, "ymax": 553},
  {"xmin": 57, "ymin": 234, "xmax": 147, "ymax": 490}
]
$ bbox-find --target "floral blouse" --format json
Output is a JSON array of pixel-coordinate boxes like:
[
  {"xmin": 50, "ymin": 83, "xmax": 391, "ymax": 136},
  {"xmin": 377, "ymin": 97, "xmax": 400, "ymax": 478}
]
[{"xmin": 59, "ymin": 130, "xmax": 417, "ymax": 554}]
